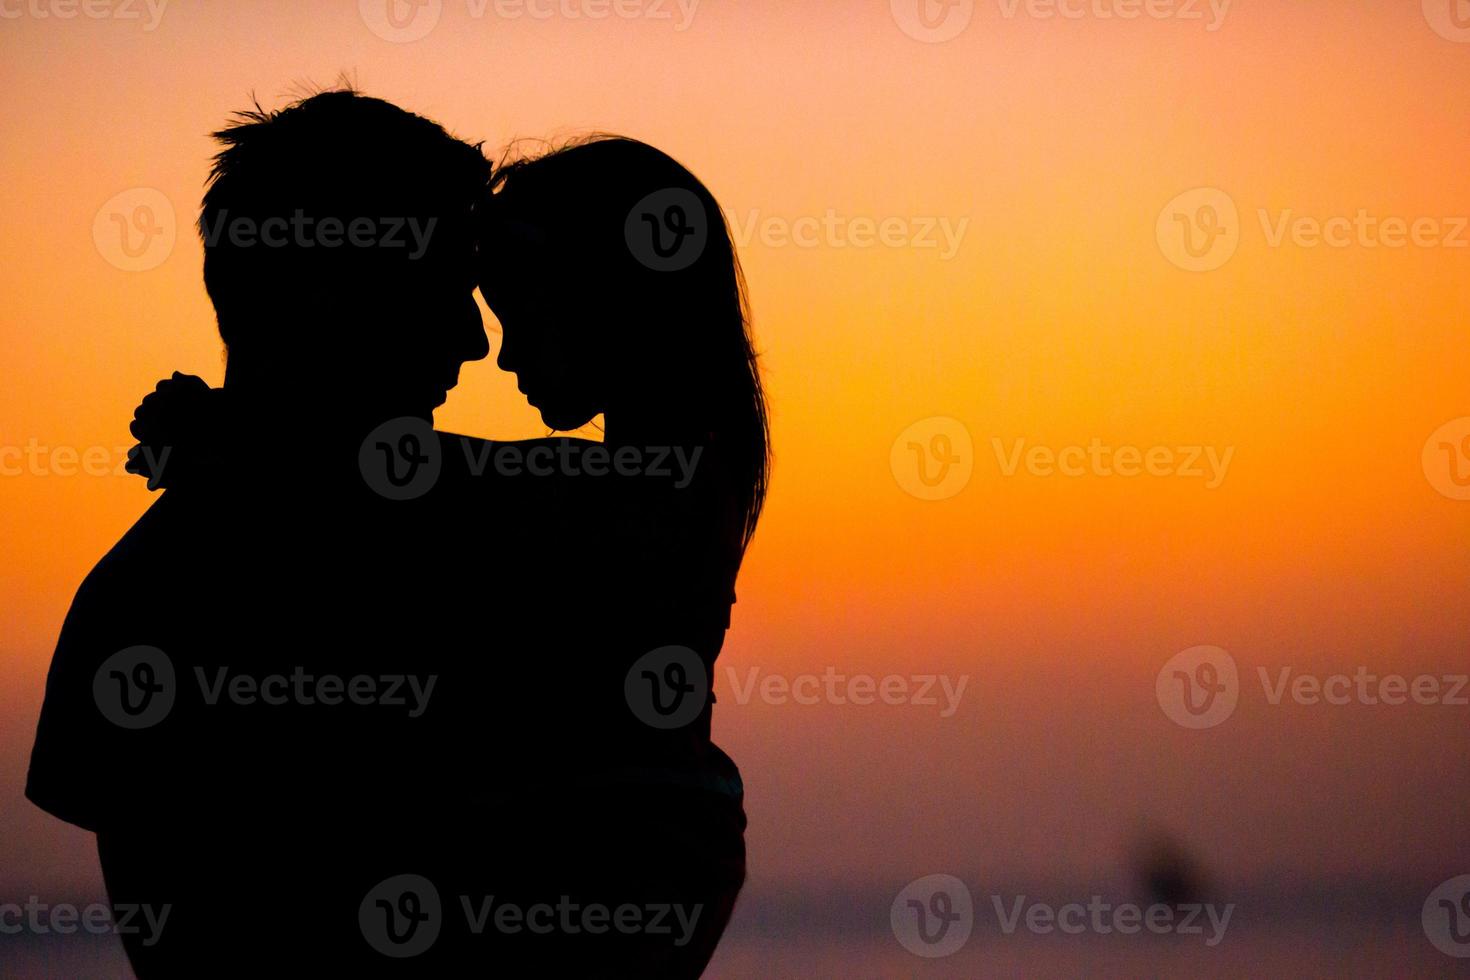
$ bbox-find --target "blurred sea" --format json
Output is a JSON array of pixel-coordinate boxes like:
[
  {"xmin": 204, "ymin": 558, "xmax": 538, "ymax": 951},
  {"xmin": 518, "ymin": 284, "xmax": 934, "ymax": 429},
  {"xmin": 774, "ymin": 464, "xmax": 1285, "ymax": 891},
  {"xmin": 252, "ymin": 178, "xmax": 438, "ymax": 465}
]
[{"xmin": 3, "ymin": 879, "xmax": 1463, "ymax": 978}]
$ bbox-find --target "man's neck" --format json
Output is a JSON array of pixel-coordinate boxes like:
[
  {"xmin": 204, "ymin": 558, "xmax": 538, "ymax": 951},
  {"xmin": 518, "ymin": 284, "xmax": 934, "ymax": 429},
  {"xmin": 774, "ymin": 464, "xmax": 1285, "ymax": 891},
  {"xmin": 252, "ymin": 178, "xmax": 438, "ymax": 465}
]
[{"xmin": 222, "ymin": 364, "xmax": 425, "ymax": 444}]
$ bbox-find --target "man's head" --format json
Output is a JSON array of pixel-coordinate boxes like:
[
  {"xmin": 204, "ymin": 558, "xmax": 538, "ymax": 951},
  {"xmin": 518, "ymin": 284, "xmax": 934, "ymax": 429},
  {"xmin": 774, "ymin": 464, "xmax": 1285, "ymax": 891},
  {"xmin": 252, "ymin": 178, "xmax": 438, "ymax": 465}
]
[{"xmin": 200, "ymin": 89, "xmax": 490, "ymax": 424}]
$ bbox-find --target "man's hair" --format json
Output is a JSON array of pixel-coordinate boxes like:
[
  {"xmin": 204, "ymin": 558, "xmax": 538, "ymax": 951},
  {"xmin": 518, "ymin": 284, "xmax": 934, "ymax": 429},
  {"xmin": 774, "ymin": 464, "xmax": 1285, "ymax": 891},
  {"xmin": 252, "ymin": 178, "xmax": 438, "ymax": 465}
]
[{"xmin": 199, "ymin": 88, "xmax": 489, "ymax": 349}]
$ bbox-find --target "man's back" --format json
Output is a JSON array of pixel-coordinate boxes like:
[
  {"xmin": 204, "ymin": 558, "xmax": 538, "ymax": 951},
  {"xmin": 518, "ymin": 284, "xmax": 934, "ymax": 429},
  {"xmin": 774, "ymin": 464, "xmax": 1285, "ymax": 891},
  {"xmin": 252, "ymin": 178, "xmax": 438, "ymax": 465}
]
[{"xmin": 27, "ymin": 447, "xmax": 520, "ymax": 974}]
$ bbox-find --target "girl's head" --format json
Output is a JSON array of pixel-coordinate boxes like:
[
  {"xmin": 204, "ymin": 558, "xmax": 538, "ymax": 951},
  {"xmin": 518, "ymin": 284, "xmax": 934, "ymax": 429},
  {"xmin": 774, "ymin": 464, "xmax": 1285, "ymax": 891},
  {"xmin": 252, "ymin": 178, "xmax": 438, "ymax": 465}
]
[{"xmin": 478, "ymin": 136, "xmax": 769, "ymax": 548}]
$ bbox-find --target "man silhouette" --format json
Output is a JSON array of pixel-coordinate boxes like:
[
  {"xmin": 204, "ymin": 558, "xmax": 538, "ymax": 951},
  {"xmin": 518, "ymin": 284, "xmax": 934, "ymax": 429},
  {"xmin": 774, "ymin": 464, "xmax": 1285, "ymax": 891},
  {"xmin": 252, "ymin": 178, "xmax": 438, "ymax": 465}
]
[{"xmin": 26, "ymin": 90, "xmax": 495, "ymax": 975}]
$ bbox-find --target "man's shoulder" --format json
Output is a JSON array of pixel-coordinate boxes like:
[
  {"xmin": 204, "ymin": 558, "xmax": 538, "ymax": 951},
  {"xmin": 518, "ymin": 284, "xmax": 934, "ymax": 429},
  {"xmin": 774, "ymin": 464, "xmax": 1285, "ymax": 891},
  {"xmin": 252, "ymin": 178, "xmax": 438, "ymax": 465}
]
[
  {"xmin": 26, "ymin": 490, "xmax": 206, "ymax": 831},
  {"xmin": 76, "ymin": 489, "xmax": 214, "ymax": 608},
  {"xmin": 91, "ymin": 489, "xmax": 182, "ymax": 564}
]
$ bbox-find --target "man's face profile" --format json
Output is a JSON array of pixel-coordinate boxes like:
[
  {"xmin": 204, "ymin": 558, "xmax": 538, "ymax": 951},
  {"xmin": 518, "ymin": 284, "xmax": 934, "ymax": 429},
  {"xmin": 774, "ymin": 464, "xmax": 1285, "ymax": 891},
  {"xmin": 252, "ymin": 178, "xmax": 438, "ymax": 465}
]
[
  {"xmin": 334, "ymin": 216, "xmax": 487, "ymax": 420},
  {"xmin": 198, "ymin": 91, "xmax": 493, "ymax": 426}
]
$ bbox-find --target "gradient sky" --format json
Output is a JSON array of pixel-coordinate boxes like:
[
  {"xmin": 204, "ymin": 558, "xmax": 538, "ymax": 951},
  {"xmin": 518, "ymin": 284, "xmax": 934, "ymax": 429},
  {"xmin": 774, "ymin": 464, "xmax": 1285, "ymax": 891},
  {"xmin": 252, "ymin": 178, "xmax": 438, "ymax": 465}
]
[{"xmin": 2, "ymin": 0, "xmax": 1468, "ymax": 932}]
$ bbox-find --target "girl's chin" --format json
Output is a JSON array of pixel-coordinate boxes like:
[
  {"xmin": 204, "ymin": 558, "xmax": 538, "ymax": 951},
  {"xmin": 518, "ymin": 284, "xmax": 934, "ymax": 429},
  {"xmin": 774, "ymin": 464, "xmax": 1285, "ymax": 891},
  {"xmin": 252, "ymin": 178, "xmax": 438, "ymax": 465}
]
[{"xmin": 538, "ymin": 405, "xmax": 596, "ymax": 432}]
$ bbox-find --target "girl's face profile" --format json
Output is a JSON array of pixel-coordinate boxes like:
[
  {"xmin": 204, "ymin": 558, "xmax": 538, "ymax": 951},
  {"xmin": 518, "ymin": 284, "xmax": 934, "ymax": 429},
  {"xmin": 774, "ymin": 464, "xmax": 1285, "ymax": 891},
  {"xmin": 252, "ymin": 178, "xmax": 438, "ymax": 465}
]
[{"xmin": 480, "ymin": 223, "xmax": 608, "ymax": 431}]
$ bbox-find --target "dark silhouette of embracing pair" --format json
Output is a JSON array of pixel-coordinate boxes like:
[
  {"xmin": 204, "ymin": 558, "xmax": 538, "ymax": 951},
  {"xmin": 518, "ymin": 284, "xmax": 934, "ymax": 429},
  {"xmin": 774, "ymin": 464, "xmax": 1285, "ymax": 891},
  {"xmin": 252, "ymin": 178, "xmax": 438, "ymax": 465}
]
[{"xmin": 27, "ymin": 89, "xmax": 768, "ymax": 977}]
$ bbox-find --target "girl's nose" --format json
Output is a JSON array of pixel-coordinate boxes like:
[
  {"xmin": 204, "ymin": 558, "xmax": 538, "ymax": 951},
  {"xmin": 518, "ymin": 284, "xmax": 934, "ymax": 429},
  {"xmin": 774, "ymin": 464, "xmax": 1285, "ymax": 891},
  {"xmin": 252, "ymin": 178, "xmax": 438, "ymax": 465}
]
[{"xmin": 461, "ymin": 302, "xmax": 490, "ymax": 363}]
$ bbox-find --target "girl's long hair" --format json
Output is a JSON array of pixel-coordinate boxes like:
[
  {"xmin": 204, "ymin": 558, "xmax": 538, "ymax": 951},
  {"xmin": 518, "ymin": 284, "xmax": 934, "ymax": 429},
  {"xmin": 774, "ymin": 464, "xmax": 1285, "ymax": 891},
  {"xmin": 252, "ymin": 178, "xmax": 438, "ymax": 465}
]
[{"xmin": 489, "ymin": 136, "xmax": 770, "ymax": 553}]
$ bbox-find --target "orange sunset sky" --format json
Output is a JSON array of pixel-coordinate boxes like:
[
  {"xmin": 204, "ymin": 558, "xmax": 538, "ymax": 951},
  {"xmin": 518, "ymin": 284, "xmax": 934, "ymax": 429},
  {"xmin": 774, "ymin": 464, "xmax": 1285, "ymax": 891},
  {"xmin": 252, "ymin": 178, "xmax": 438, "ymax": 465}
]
[{"xmin": 3, "ymin": 0, "xmax": 1469, "ymax": 973}]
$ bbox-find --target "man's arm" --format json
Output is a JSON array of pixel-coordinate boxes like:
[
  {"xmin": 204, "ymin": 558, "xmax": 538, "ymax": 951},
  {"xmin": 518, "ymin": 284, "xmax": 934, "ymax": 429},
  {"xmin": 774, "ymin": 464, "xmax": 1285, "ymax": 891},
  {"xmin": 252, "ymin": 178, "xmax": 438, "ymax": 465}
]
[{"xmin": 26, "ymin": 496, "xmax": 177, "ymax": 833}]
